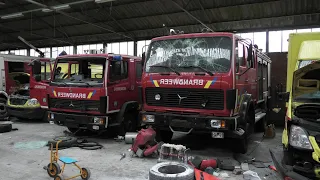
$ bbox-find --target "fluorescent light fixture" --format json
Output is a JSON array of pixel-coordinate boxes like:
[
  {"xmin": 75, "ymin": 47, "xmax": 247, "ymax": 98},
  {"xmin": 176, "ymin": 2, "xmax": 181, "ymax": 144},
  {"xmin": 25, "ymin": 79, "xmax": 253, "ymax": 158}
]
[
  {"xmin": 1, "ymin": 13, "xmax": 24, "ymax": 19},
  {"xmin": 95, "ymin": 0, "xmax": 116, "ymax": 3},
  {"xmin": 42, "ymin": 4, "xmax": 70, "ymax": 13}
]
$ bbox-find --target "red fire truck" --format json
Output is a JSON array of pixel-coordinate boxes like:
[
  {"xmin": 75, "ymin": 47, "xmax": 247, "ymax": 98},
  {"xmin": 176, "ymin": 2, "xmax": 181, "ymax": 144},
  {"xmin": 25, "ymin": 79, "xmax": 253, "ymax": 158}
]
[
  {"xmin": 46, "ymin": 53, "xmax": 142, "ymax": 135},
  {"xmin": 140, "ymin": 32, "xmax": 272, "ymax": 153}
]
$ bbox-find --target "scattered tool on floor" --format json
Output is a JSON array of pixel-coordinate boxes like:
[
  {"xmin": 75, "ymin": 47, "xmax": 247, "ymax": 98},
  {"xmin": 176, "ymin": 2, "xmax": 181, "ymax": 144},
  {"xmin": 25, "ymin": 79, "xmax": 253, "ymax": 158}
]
[
  {"xmin": 44, "ymin": 140, "xmax": 91, "ymax": 180},
  {"xmin": 120, "ymin": 153, "xmax": 126, "ymax": 160}
]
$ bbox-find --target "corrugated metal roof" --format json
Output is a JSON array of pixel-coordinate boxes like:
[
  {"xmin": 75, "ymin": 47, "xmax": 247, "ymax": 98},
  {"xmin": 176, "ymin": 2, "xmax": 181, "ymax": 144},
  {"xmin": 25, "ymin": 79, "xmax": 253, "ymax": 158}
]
[{"xmin": 1, "ymin": 0, "xmax": 320, "ymax": 50}]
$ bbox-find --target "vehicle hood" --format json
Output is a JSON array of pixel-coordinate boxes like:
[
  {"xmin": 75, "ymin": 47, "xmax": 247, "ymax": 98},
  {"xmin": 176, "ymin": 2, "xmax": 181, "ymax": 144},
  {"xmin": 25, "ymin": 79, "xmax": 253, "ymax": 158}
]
[
  {"xmin": 143, "ymin": 73, "xmax": 224, "ymax": 89},
  {"xmin": 48, "ymin": 86, "xmax": 104, "ymax": 101},
  {"xmin": 292, "ymin": 62, "xmax": 320, "ymax": 99}
]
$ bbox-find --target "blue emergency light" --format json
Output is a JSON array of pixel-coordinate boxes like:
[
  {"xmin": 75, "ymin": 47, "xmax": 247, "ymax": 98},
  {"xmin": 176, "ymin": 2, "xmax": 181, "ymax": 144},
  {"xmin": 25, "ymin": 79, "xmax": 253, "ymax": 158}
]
[{"xmin": 113, "ymin": 55, "xmax": 122, "ymax": 61}]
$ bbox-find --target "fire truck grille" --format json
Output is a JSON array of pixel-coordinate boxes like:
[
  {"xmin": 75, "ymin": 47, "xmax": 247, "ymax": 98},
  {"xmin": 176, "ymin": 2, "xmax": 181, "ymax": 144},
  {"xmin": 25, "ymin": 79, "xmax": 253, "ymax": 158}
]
[
  {"xmin": 49, "ymin": 98, "xmax": 100, "ymax": 111},
  {"xmin": 145, "ymin": 88, "xmax": 224, "ymax": 110},
  {"xmin": 9, "ymin": 98, "xmax": 28, "ymax": 105}
]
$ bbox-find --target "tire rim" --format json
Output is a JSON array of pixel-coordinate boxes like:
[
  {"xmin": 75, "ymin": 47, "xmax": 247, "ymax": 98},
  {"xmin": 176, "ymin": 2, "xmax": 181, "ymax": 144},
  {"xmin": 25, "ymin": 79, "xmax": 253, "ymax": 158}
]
[
  {"xmin": 82, "ymin": 169, "xmax": 88, "ymax": 178},
  {"xmin": 49, "ymin": 166, "xmax": 57, "ymax": 176},
  {"xmin": 0, "ymin": 102, "xmax": 7, "ymax": 114}
]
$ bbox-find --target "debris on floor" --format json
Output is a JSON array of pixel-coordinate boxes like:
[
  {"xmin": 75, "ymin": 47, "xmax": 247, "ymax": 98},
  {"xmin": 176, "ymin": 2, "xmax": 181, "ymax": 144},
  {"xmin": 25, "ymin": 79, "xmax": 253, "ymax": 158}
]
[
  {"xmin": 243, "ymin": 170, "xmax": 261, "ymax": 180},
  {"xmin": 264, "ymin": 124, "xmax": 276, "ymax": 138},
  {"xmin": 0, "ymin": 121, "xmax": 14, "ymax": 133},
  {"xmin": 14, "ymin": 141, "xmax": 48, "ymax": 149},
  {"xmin": 124, "ymin": 132, "xmax": 138, "ymax": 144}
]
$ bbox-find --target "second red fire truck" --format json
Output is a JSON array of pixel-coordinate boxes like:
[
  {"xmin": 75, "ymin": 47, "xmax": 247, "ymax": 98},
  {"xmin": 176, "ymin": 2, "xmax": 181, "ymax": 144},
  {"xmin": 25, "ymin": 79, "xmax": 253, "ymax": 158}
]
[{"xmin": 140, "ymin": 32, "xmax": 272, "ymax": 153}]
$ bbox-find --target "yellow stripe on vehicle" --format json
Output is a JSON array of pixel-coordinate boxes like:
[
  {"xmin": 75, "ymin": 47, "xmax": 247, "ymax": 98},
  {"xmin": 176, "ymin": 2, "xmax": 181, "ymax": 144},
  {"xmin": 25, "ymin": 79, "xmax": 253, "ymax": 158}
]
[
  {"xmin": 87, "ymin": 92, "xmax": 93, "ymax": 99},
  {"xmin": 53, "ymin": 90, "xmax": 57, "ymax": 97},
  {"xmin": 153, "ymin": 80, "xmax": 159, "ymax": 87},
  {"xmin": 309, "ymin": 136, "xmax": 320, "ymax": 163},
  {"xmin": 204, "ymin": 81, "xmax": 212, "ymax": 89},
  {"xmin": 282, "ymin": 128, "xmax": 289, "ymax": 148}
]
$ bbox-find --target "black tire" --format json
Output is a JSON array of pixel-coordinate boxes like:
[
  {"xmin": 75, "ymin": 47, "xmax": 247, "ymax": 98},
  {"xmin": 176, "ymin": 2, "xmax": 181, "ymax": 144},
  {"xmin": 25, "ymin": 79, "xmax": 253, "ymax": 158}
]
[
  {"xmin": 81, "ymin": 167, "xmax": 91, "ymax": 180},
  {"xmin": 0, "ymin": 98, "xmax": 8, "ymax": 120},
  {"xmin": 119, "ymin": 112, "xmax": 138, "ymax": 136},
  {"xmin": 0, "ymin": 121, "xmax": 12, "ymax": 133},
  {"xmin": 42, "ymin": 111, "xmax": 49, "ymax": 122},
  {"xmin": 232, "ymin": 124, "xmax": 248, "ymax": 154},
  {"xmin": 47, "ymin": 162, "xmax": 61, "ymax": 178},
  {"xmin": 47, "ymin": 136, "xmax": 77, "ymax": 148},
  {"xmin": 156, "ymin": 130, "xmax": 173, "ymax": 143},
  {"xmin": 54, "ymin": 174, "xmax": 64, "ymax": 180},
  {"xmin": 149, "ymin": 162, "xmax": 194, "ymax": 180}
]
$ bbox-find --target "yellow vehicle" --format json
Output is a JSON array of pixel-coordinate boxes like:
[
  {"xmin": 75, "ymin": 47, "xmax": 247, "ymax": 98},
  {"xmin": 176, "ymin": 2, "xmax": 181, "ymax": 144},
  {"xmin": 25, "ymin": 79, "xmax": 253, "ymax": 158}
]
[{"xmin": 270, "ymin": 32, "xmax": 320, "ymax": 180}]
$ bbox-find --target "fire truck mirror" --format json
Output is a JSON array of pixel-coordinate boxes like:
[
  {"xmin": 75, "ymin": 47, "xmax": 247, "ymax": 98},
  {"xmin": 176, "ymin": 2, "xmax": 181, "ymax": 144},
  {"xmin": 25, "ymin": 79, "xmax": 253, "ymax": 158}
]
[
  {"xmin": 247, "ymin": 44, "xmax": 253, "ymax": 67},
  {"xmin": 141, "ymin": 52, "xmax": 146, "ymax": 66},
  {"xmin": 32, "ymin": 61, "xmax": 41, "ymax": 75}
]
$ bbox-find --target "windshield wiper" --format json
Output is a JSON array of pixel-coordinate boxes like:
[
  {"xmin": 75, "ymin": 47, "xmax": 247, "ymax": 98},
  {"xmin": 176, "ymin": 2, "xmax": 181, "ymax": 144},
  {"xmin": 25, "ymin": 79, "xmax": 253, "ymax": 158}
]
[
  {"xmin": 150, "ymin": 65, "xmax": 180, "ymax": 75},
  {"xmin": 179, "ymin": 66, "xmax": 214, "ymax": 76}
]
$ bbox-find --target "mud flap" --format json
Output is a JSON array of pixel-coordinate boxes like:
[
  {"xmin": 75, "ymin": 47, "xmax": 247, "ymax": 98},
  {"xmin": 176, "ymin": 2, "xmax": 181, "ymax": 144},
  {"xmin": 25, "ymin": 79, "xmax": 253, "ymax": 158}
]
[{"xmin": 238, "ymin": 93, "xmax": 252, "ymax": 127}]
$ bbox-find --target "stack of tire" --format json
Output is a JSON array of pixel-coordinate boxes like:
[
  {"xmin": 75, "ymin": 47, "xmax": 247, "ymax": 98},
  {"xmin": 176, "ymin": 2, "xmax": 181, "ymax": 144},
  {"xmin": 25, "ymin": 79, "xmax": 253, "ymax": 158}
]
[
  {"xmin": 149, "ymin": 162, "xmax": 194, "ymax": 180},
  {"xmin": 0, "ymin": 121, "xmax": 13, "ymax": 133}
]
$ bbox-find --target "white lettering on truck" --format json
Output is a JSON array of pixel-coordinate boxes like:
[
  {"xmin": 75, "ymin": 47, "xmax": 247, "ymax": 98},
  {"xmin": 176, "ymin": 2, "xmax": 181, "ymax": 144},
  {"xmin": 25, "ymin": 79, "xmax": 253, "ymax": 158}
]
[
  {"xmin": 159, "ymin": 79, "xmax": 204, "ymax": 86},
  {"xmin": 57, "ymin": 92, "xmax": 87, "ymax": 99}
]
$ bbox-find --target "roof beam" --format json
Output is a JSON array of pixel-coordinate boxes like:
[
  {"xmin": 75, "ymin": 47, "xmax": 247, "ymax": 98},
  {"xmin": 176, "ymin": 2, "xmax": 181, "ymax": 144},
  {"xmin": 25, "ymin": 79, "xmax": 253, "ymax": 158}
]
[
  {"xmin": 2, "ymin": 12, "xmax": 320, "ymax": 50},
  {"xmin": 24, "ymin": 0, "xmax": 134, "ymax": 40},
  {"xmin": 3, "ymin": 0, "xmax": 279, "ymax": 31}
]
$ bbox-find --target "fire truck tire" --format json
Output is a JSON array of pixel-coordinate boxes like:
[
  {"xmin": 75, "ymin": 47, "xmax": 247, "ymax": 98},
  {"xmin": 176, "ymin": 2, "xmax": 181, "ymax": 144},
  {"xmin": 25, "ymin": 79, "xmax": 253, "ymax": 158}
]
[
  {"xmin": 119, "ymin": 112, "xmax": 138, "ymax": 136},
  {"xmin": 149, "ymin": 162, "xmax": 194, "ymax": 180},
  {"xmin": 0, "ymin": 98, "xmax": 8, "ymax": 120},
  {"xmin": 47, "ymin": 136, "xmax": 77, "ymax": 148},
  {"xmin": 0, "ymin": 121, "xmax": 12, "ymax": 133},
  {"xmin": 156, "ymin": 130, "xmax": 173, "ymax": 143},
  {"xmin": 232, "ymin": 124, "xmax": 249, "ymax": 154}
]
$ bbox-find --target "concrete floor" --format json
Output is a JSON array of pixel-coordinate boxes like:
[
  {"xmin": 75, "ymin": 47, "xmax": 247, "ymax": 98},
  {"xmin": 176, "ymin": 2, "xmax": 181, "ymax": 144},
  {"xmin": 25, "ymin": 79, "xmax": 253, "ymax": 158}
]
[{"xmin": 0, "ymin": 119, "xmax": 282, "ymax": 180}]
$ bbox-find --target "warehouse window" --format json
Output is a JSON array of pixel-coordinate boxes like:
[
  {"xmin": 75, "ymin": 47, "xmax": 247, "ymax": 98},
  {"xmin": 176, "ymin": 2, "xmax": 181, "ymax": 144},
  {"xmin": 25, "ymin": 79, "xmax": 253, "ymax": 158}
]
[
  {"xmin": 269, "ymin": 31, "xmax": 282, "ymax": 52},
  {"xmin": 282, "ymin": 30, "xmax": 295, "ymax": 52},
  {"xmin": 253, "ymin": 32, "xmax": 266, "ymax": 52}
]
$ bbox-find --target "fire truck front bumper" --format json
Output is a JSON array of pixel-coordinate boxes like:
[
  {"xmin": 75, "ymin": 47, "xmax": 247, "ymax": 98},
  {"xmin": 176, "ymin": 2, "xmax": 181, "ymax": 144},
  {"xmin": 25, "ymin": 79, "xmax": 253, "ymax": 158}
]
[
  {"xmin": 7, "ymin": 105, "xmax": 45, "ymax": 120},
  {"xmin": 140, "ymin": 111, "xmax": 244, "ymax": 139},
  {"xmin": 48, "ymin": 111, "xmax": 110, "ymax": 131}
]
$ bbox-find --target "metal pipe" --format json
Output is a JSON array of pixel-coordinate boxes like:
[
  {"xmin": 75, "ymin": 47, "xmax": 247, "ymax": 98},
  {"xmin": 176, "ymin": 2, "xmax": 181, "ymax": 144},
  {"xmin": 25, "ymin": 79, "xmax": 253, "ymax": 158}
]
[
  {"xmin": 24, "ymin": 0, "xmax": 133, "ymax": 40},
  {"xmin": 171, "ymin": 0, "xmax": 214, "ymax": 32}
]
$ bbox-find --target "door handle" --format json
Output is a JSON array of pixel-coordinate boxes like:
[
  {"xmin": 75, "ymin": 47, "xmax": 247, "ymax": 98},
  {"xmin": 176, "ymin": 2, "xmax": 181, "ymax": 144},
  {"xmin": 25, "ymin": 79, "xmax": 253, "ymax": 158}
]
[{"xmin": 245, "ymin": 79, "xmax": 249, "ymax": 82}]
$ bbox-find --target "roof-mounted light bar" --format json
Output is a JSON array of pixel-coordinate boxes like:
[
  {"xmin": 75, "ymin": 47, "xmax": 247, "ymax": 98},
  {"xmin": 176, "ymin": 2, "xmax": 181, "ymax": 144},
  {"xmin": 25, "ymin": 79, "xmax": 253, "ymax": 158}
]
[
  {"xmin": 1, "ymin": 13, "xmax": 24, "ymax": 19},
  {"xmin": 42, "ymin": 4, "xmax": 70, "ymax": 13}
]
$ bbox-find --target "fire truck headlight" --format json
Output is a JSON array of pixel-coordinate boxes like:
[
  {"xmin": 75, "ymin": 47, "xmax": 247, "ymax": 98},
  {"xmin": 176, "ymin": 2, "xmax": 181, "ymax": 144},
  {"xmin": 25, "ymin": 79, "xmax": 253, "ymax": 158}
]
[
  {"xmin": 27, "ymin": 98, "xmax": 39, "ymax": 106},
  {"xmin": 93, "ymin": 117, "xmax": 104, "ymax": 124},
  {"xmin": 155, "ymin": 94, "xmax": 161, "ymax": 101},
  {"xmin": 142, "ymin": 115, "xmax": 155, "ymax": 123},
  {"xmin": 210, "ymin": 120, "xmax": 226, "ymax": 128}
]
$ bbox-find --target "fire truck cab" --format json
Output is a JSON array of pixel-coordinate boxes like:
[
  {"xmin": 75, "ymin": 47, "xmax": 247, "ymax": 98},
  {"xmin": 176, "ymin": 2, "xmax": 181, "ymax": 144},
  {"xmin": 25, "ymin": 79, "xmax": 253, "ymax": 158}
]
[
  {"xmin": 140, "ymin": 32, "xmax": 272, "ymax": 153},
  {"xmin": 45, "ymin": 53, "xmax": 142, "ymax": 135}
]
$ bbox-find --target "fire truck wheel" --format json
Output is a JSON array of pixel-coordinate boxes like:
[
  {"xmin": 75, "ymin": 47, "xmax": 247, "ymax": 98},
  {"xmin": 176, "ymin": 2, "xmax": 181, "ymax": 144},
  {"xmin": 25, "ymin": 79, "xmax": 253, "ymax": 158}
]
[
  {"xmin": 283, "ymin": 146, "xmax": 294, "ymax": 166},
  {"xmin": 119, "ymin": 112, "xmax": 137, "ymax": 136},
  {"xmin": 232, "ymin": 124, "xmax": 249, "ymax": 154},
  {"xmin": 0, "ymin": 98, "xmax": 8, "ymax": 120},
  {"xmin": 156, "ymin": 130, "xmax": 173, "ymax": 143},
  {"xmin": 149, "ymin": 162, "xmax": 194, "ymax": 180}
]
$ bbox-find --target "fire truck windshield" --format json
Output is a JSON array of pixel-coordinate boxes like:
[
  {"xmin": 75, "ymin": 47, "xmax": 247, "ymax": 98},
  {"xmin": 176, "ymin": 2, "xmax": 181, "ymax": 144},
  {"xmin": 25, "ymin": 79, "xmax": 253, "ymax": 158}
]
[
  {"xmin": 52, "ymin": 57, "xmax": 106, "ymax": 87},
  {"xmin": 145, "ymin": 36, "xmax": 232, "ymax": 74}
]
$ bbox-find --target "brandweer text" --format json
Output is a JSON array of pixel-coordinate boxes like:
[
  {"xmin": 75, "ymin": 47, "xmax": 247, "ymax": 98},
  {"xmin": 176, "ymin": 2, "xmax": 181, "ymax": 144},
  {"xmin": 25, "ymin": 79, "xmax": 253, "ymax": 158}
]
[
  {"xmin": 57, "ymin": 92, "xmax": 87, "ymax": 99},
  {"xmin": 159, "ymin": 79, "xmax": 204, "ymax": 85}
]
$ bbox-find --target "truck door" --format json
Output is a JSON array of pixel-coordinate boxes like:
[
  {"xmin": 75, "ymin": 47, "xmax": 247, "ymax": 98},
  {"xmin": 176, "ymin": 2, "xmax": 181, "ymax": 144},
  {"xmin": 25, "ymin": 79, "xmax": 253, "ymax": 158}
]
[
  {"xmin": 235, "ymin": 42, "xmax": 257, "ymax": 113},
  {"xmin": 107, "ymin": 59, "xmax": 134, "ymax": 112},
  {"xmin": 30, "ymin": 60, "xmax": 53, "ymax": 107}
]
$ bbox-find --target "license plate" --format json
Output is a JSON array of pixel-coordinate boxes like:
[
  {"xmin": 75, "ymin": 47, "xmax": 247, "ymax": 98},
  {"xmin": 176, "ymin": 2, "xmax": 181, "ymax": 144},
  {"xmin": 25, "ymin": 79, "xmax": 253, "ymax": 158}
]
[
  {"xmin": 92, "ymin": 125, "xmax": 100, "ymax": 130},
  {"xmin": 211, "ymin": 132, "xmax": 224, "ymax": 139}
]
